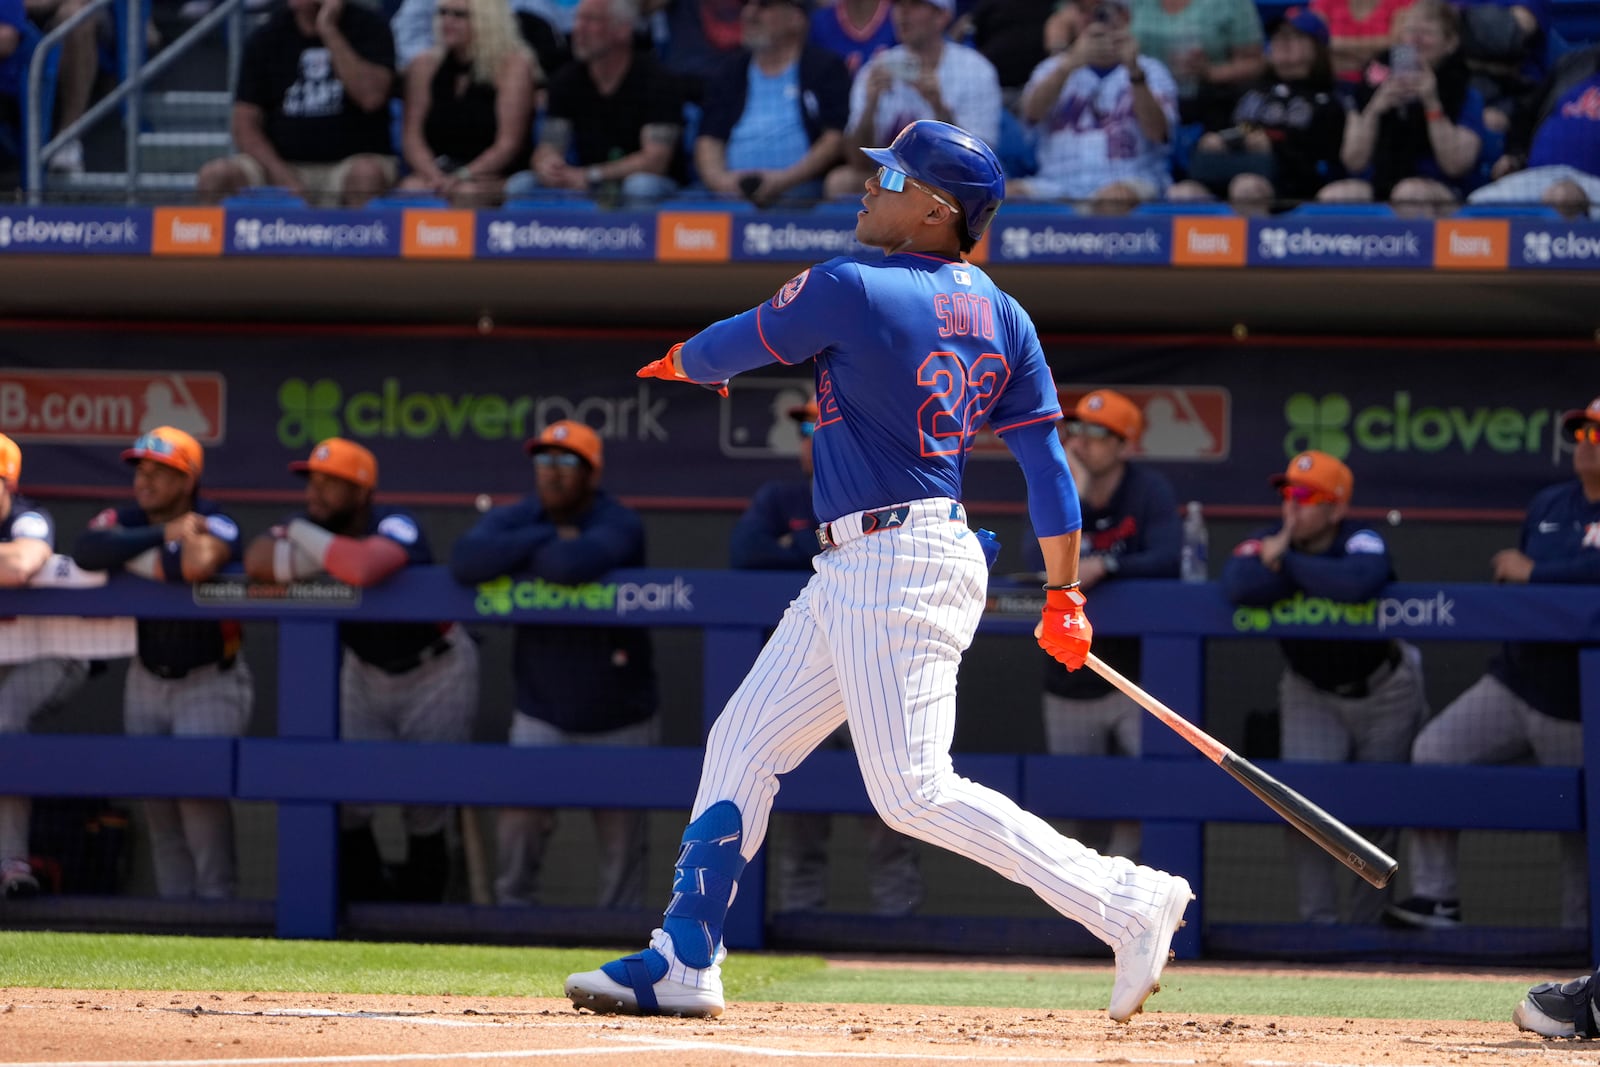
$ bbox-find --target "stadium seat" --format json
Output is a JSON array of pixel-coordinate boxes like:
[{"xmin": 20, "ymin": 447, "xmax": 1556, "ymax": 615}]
[
  {"xmin": 1132, "ymin": 201, "xmax": 1237, "ymax": 215},
  {"xmin": 222, "ymin": 186, "xmax": 308, "ymax": 209},
  {"xmin": 365, "ymin": 191, "xmax": 451, "ymax": 209},
  {"xmin": 1453, "ymin": 202, "xmax": 1564, "ymax": 218},
  {"xmin": 500, "ymin": 191, "xmax": 602, "ymax": 211},
  {"xmin": 1285, "ymin": 202, "xmax": 1398, "ymax": 218}
]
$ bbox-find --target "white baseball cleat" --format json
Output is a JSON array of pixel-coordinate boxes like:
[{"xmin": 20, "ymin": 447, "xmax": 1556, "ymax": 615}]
[
  {"xmin": 1108, "ymin": 874, "xmax": 1193, "ymax": 1023},
  {"xmin": 565, "ymin": 930, "xmax": 725, "ymax": 1018}
]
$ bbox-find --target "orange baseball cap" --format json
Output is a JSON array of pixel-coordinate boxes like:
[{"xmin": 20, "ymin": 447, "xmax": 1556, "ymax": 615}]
[
  {"xmin": 1559, "ymin": 396, "xmax": 1600, "ymax": 439},
  {"xmin": 1271, "ymin": 450, "xmax": 1353, "ymax": 503},
  {"xmin": 0, "ymin": 434, "xmax": 19, "ymax": 488},
  {"xmin": 1069, "ymin": 389, "xmax": 1143, "ymax": 442},
  {"xmin": 122, "ymin": 426, "xmax": 204, "ymax": 479},
  {"xmin": 788, "ymin": 398, "xmax": 819, "ymax": 422},
  {"xmin": 291, "ymin": 437, "xmax": 379, "ymax": 490},
  {"xmin": 524, "ymin": 420, "xmax": 603, "ymax": 473}
]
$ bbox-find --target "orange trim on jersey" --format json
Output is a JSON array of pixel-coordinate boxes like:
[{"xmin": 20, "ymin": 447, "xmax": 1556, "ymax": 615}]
[
  {"xmin": 991, "ymin": 410, "xmax": 1065, "ymax": 434},
  {"xmin": 754, "ymin": 304, "xmax": 798, "ymax": 365}
]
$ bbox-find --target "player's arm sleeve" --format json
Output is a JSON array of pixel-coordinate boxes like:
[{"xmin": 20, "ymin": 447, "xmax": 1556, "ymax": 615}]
[
  {"xmin": 178, "ymin": 512, "xmax": 239, "ymax": 582},
  {"xmin": 1004, "ymin": 420, "xmax": 1081, "ymax": 538},
  {"xmin": 72, "ymin": 519, "xmax": 163, "ymax": 571},
  {"xmin": 286, "ymin": 519, "xmax": 410, "ymax": 587},
  {"xmin": 529, "ymin": 505, "xmax": 644, "ymax": 585},
  {"xmin": 677, "ymin": 260, "xmax": 857, "ymax": 382},
  {"xmin": 1221, "ymin": 530, "xmax": 1296, "ymax": 604},
  {"xmin": 448, "ymin": 499, "xmax": 557, "ymax": 583},
  {"xmin": 1280, "ymin": 532, "xmax": 1392, "ymax": 601},
  {"xmin": 1111, "ymin": 477, "xmax": 1181, "ymax": 578}
]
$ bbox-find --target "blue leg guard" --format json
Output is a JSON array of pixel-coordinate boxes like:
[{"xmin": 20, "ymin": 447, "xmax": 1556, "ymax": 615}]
[{"xmin": 661, "ymin": 800, "xmax": 747, "ymax": 969}]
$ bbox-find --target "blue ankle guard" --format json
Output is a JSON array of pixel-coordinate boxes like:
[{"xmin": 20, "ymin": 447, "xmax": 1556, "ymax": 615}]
[
  {"xmin": 599, "ymin": 948, "xmax": 669, "ymax": 1013},
  {"xmin": 663, "ymin": 800, "xmax": 746, "ymax": 969}
]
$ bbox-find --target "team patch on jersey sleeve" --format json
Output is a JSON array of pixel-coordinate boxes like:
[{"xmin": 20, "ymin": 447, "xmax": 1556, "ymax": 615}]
[
  {"xmin": 1344, "ymin": 530, "xmax": 1385, "ymax": 555},
  {"xmin": 770, "ymin": 269, "xmax": 811, "ymax": 310},
  {"xmin": 1233, "ymin": 539, "xmax": 1263, "ymax": 557},
  {"xmin": 205, "ymin": 514, "xmax": 240, "ymax": 543},
  {"xmin": 10, "ymin": 512, "xmax": 50, "ymax": 542},
  {"xmin": 89, "ymin": 508, "xmax": 120, "ymax": 531},
  {"xmin": 377, "ymin": 513, "xmax": 420, "ymax": 545}
]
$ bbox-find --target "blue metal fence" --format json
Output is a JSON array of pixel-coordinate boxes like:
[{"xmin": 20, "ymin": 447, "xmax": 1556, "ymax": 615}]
[{"xmin": 1, "ymin": 570, "xmax": 1596, "ymax": 963}]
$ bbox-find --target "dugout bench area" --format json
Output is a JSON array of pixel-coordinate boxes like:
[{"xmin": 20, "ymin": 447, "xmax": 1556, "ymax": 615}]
[{"xmin": 0, "ymin": 570, "xmax": 1595, "ymax": 967}]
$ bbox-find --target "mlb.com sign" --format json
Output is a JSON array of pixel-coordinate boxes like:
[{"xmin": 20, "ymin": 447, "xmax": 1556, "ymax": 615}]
[{"xmin": 0, "ymin": 370, "xmax": 225, "ymax": 443}]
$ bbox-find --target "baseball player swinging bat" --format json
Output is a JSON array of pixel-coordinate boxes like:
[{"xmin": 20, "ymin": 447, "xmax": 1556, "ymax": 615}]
[{"xmin": 1086, "ymin": 653, "xmax": 1398, "ymax": 889}]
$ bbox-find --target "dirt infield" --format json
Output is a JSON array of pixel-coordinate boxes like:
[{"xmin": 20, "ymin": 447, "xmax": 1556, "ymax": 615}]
[{"xmin": 2, "ymin": 965, "xmax": 1589, "ymax": 1067}]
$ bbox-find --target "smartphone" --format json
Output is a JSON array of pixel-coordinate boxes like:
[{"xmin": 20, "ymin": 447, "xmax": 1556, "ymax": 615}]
[{"xmin": 1390, "ymin": 43, "xmax": 1421, "ymax": 76}]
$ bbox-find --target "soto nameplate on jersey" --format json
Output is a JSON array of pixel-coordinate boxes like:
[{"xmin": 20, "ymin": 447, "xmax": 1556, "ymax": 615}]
[{"xmin": 193, "ymin": 573, "xmax": 361, "ymax": 607}]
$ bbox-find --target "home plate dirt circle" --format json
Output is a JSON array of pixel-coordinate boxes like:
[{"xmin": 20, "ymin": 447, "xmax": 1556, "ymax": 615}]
[{"xmin": 0, "ymin": 964, "xmax": 1581, "ymax": 1067}]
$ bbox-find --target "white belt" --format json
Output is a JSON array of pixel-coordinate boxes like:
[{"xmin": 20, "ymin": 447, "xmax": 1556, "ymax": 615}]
[{"xmin": 816, "ymin": 498, "xmax": 966, "ymax": 551}]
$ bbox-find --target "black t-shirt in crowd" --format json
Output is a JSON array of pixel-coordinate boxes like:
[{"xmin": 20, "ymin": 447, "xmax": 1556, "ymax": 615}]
[
  {"xmin": 236, "ymin": 5, "xmax": 396, "ymax": 164},
  {"xmin": 546, "ymin": 52, "xmax": 688, "ymax": 184}
]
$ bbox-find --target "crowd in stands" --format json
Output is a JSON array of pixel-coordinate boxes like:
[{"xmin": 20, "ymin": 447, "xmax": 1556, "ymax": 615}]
[{"xmin": 1, "ymin": 0, "xmax": 1591, "ymax": 214}]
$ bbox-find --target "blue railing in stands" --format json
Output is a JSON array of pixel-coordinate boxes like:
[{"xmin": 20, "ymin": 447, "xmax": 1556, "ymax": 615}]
[{"xmin": 0, "ymin": 570, "xmax": 1596, "ymax": 963}]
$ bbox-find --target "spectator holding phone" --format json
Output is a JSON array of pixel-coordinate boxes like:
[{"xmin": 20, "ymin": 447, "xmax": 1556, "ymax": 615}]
[
  {"xmin": 1013, "ymin": 0, "xmax": 1178, "ymax": 211},
  {"xmin": 1318, "ymin": 0, "xmax": 1484, "ymax": 212},
  {"xmin": 822, "ymin": 0, "xmax": 1002, "ymax": 198}
]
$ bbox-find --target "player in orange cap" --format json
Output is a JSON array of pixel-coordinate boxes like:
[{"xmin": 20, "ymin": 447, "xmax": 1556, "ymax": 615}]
[
  {"xmin": 73, "ymin": 425, "xmax": 251, "ymax": 900},
  {"xmin": 450, "ymin": 420, "xmax": 658, "ymax": 908},
  {"xmin": 1223, "ymin": 450, "xmax": 1426, "ymax": 925},
  {"xmin": 1396, "ymin": 395, "xmax": 1600, "ymax": 932},
  {"xmin": 0, "ymin": 434, "xmax": 92, "ymax": 898},
  {"xmin": 245, "ymin": 438, "xmax": 478, "ymax": 903}
]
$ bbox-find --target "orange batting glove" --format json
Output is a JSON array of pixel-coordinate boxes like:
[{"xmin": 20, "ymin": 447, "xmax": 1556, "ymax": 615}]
[
  {"xmin": 637, "ymin": 343, "xmax": 728, "ymax": 397},
  {"xmin": 1037, "ymin": 586, "xmax": 1092, "ymax": 670}
]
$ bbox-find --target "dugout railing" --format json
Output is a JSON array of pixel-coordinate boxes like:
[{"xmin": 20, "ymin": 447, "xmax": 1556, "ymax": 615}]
[{"xmin": 0, "ymin": 569, "xmax": 1595, "ymax": 966}]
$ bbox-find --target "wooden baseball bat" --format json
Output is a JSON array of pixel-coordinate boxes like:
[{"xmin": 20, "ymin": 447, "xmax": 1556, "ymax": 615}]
[{"xmin": 1087, "ymin": 653, "xmax": 1397, "ymax": 889}]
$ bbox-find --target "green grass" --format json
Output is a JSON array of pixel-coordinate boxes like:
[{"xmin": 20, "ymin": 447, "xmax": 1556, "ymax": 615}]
[{"xmin": 0, "ymin": 932, "xmax": 1529, "ymax": 1023}]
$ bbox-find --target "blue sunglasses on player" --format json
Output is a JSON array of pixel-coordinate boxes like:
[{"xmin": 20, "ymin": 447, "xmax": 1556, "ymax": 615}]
[{"xmin": 873, "ymin": 166, "xmax": 960, "ymax": 213}]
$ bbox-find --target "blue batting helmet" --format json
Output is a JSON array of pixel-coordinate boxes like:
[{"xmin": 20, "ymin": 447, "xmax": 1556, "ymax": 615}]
[{"xmin": 861, "ymin": 120, "xmax": 1005, "ymax": 245}]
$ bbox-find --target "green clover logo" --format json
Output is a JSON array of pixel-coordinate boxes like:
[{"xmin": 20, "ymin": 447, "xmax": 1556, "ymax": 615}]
[
  {"xmin": 278, "ymin": 379, "xmax": 343, "ymax": 448},
  {"xmin": 1283, "ymin": 393, "xmax": 1351, "ymax": 459},
  {"xmin": 475, "ymin": 576, "xmax": 514, "ymax": 616}
]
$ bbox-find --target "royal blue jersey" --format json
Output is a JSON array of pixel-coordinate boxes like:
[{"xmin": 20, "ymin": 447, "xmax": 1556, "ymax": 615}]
[{"xmin": 679, "ymin": 252, "xmax": 1062, "ymax": 523}]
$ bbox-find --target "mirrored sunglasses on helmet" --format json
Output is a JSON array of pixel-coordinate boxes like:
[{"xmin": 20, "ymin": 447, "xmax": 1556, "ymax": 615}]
[
  {"xmin": 1573, "ymin": 424, "xmax": 1600, "ymax": 445},
  {"xmin": 798, "ymin": 420, "xmax": 816, "ymax": 439},
  {"xmin": 873, "ymin": 165, "xmax": 960, "ymax": 213},
  {"xmin": 532, "ymin": 451, "xmax": 585, "ymax": 468},
  {"xmin": 1280, "ymin": 483, "xmax": 1336, "ymax": 505}
]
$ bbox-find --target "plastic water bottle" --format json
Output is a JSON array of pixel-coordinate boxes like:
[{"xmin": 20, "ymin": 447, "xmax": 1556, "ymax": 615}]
[{"xmin": 1180, "ymin": 501, "xmax": 1208, "ymax": 583}]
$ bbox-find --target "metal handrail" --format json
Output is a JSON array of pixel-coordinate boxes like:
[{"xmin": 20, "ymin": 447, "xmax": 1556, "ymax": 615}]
[{"xmin": 25, "ymin": 0, "xmax": 245, "ymax": 203}]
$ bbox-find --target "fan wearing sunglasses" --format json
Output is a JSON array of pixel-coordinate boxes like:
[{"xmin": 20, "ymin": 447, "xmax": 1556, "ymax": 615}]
[
  {"xmin": 1222, "ymin": 450, "xmax": 1426, "ymax": 925},
  {"xmin": 1392, "ymin": 396, "xmax": 1600, "ymax": 933},
  {"xmin": 450, "ymin": 420, "xmax": 658, "ymax": 911}
]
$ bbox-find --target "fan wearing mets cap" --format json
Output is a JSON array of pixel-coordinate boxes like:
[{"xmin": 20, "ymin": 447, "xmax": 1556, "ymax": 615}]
[
  {"xmin": 1022, "ymin": 389, "xmax": 1180, "ymax": 866},
  {"xmin": 566, "ymin": 119, "xmax": 1194, "ymax": 1022},
  {"xmin": 1392, "ymin": 397, "xmax": 1600, "ymax": 932},
  {"xmin": 0, "ymin": 435, "xmax": 91, "ymax": 899},
  {"xmin": 72, "ymin": 427, "xmax": 251, "ymax": 900},
  {"xmin": 1222, "ymin": 450, "xmax": 1426, "ymax": 925},
  {"xmin": 450, "ymin": 421, "xmax": 659, "ymax": 910},
  {"xmin": 245, "ymin": 438, "xmax": 479, "ymax": 904}
]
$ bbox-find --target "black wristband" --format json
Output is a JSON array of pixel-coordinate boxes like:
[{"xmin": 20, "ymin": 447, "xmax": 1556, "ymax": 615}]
[{"xmin": 1043, "ymin": 581, "xmax": 1082, "ymax": 591}]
